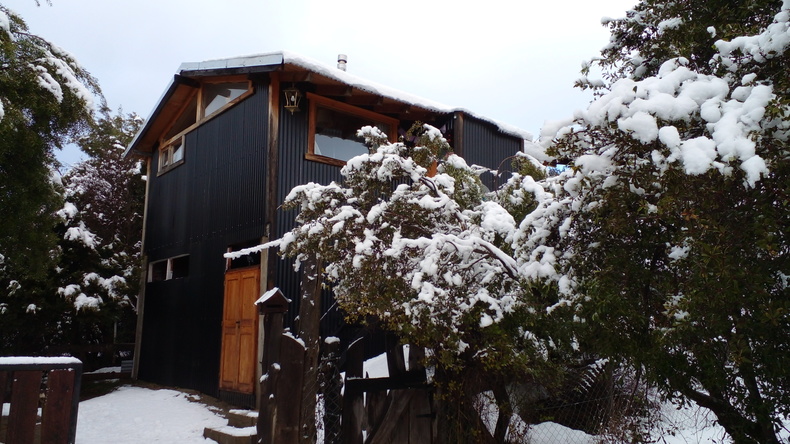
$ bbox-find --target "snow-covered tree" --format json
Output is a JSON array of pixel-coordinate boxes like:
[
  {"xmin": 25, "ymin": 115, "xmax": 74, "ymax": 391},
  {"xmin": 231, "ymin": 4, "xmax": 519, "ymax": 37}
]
[
  {"xmin": 532, "ymin": 1, "xmax": 790, "ymax": 442},
  {"xmin": 250, "ymin": 2, "xmax": 789, "ymax": 442},
  {"xmin": 0, "ymin": 4, "xmax": 99, "ymax": 354},
  {"xmin": 252, "ymin": 124, "xmax": 560, "ymax": 441},
  {"xmin": 54, "ymin": 109, "xmax": 144, "ymax": 349}
]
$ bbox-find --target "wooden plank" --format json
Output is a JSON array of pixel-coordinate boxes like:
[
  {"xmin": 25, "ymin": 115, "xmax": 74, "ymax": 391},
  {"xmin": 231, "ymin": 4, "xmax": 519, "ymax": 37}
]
[
  {"xmin": 257, "ymin": 315, "xmax": 283, "ymax": 444},
  {"xmin": 344, "ymin": 372, "xmax": 428, "ymax": 392},
  {"xmin": 7, "ymin": 370, "xmax": 42, "ymax": 444},
  {"xmin": 220, "ymin": 272, "xmax": 241, "ymax": 390},
  {"xmin": 42, "ymin": 369, "xmax": 76, "ymax": 443},
  {"xmin": 367, "ymin": 390, "xmax": 416, "ymax": 444},
  {"xmin": 342, "ymin": 338, "xmax": 365, "ymax": 444},
  {"xmin": 409, "ymin": 389, "xmax": 433, "ymax": 444},
  {"xmin": 237, "ymin": 268, "xmax": 260, "ymax": 394},
  {"xmin": 389, "ymin": 392, "xmax": 410, "ymax": 444},
  {"xmin": 0, "ymin": 370, "xmax": 9, "ymax": 405},
  {"xmin": 276, "ymin": 334, "xmax": 305, "ymax": 444},
  {"xmin": 0, "ymin": 371, "xmax": 9, "ymax": 443},
  {"xmin": 265, "ymin": 73, "xmax": 280, "ymax": 289},
  {"xmin": 408, "ymin": 345, "xmax": 426, "ymax": 372},
  {"xmin": 386, "ymin": 345, "xmax": 406, "ymax": 377},
  {"xmin": 365, "ymin": 388, "xmax": 388, "ymax": 436}
]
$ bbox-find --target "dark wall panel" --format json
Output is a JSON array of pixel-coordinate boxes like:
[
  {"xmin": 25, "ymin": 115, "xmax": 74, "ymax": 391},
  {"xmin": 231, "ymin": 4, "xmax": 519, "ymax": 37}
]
[
  {"xmin": 460, "ymin": 116, "xmax": 523, "ymax": 191},
  {"xmin": 139, "ymin": 81, "xmax": 270, "ymax": 395},
  {"xmin": 273, "ymin": 104, "xmax": 345, "ymax": 335}
]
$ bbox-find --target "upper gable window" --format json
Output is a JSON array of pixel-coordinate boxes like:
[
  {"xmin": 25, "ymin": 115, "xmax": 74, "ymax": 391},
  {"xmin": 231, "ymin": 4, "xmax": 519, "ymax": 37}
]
[
  {"xmin": 306, "ymin": 93, "xmax": 398, "ymax": 166},
  {"xmin": 164, "ymin": 97, "xmax": 198, "ymax": 141},
  {"xmin": 202, "ymin": 82, "xmax": 250, "ymax": 117},
  {"xmin": 157, "ymin": 77, "xmax": 253, "ymax": 175}
]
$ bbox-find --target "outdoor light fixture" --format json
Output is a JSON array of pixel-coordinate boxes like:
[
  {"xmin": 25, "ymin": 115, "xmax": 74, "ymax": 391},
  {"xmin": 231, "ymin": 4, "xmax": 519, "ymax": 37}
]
[{"xmin": 282, "ymin": 85, "xmax": 302, "ymax": 114}]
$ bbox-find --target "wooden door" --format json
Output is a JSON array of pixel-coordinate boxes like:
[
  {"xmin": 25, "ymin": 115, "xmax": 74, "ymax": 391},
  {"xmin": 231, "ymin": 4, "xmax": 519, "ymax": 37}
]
[{"xmin": 219, "ymin": 267, "xmax": 260, "ymax": 394}]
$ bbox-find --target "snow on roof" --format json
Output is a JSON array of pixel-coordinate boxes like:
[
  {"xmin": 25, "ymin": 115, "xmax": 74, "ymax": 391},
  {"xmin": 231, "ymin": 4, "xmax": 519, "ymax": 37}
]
[
  {"xmin": 179, "ymin": 50, "xmax": 532, "ymax": 141},
  {"xmin": 255, "ymin": 287, "xmax": 289, "ymax": 306}
]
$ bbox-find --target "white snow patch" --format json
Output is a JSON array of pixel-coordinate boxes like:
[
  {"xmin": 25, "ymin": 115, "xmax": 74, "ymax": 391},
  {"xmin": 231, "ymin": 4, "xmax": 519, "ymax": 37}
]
[{"xmin": 75, "ymin": 386, "xmax": 226, "ymax": 443}]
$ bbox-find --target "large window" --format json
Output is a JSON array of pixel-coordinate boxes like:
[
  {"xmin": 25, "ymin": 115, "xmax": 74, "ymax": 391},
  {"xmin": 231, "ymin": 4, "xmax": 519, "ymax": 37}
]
[
  {"xmin": 307, "ymin": 93, "xmax": 398, "ymax": 166},
  {"xmin": 157, "ymin": 77, "xmax": 253, "ymax": 175}
]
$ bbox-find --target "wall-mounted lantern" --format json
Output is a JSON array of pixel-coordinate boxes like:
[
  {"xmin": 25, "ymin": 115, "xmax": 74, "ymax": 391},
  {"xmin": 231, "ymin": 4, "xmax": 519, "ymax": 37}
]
[{"xmin": 282, "ymin": 86, "xmax": 302, "ymax": 114}]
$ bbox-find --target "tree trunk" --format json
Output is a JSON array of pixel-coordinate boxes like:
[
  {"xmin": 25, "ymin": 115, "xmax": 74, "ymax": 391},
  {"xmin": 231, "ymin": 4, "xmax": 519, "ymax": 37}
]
[{"xmin": 682, "ymin": 386, "xmax": 777, "ymax": 444}]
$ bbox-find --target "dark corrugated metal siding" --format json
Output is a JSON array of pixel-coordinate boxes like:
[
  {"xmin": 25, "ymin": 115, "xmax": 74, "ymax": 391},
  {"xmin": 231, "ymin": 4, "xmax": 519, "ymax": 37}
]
[
  {"xmin": 458, "ymin": 115, "xmax": 523, "ymax": 191},
  {"xmin": 138, "ymin": 82, "xmax": 526, "ymax": 398},
  {"xmin": 273, "ymin": 107, "xmax": 346, "ymax": 338},
  {"xmin": 139, "ymin": 81, "xmax": 269, "ymax": 396}
]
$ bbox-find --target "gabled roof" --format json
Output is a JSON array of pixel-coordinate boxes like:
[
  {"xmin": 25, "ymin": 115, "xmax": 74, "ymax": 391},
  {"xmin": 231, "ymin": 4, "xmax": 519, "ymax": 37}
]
[{"xmin": 125, "ymin": 50, "xmax": 531, "ymax": 157}]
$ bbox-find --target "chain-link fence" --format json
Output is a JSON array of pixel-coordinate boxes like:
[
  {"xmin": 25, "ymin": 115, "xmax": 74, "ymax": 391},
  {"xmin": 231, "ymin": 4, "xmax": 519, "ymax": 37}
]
[
  {"xmin": 475, "ymin": 372, "xmax": 729, "ymax": 444},
  {"xmin": 305, "ymin": 349, "xmax": 725, "ymax": 444},
  {"xmin": 317, "ymin": 340, "xmax": 343, "ymax": 444}
]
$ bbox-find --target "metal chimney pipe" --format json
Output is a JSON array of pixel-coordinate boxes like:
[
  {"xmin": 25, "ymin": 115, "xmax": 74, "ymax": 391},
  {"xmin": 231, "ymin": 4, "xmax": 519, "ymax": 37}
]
[{"xmin": 337, "ymin": 54, "xmax": 347, "ymax": 71}]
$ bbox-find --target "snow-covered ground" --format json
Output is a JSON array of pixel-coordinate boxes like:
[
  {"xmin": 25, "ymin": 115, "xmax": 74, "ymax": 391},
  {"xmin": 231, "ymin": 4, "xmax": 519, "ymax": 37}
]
[
  {"xmin": 73, "ymin": 383, "xmax": 727, "ymax": 444},
  {"xmin": 69, "ymin": 371, "xmax": 787, "ymax": 443},
  {"xmin": 76, "ymin": 385, "xmax": 226, "ymax": 443}
]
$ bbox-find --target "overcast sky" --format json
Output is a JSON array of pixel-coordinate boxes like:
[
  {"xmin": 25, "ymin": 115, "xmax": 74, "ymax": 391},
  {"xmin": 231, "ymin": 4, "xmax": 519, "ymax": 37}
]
[{"xmin": 10, "ymin": 0, "xmax": 636, "ymax": 166}]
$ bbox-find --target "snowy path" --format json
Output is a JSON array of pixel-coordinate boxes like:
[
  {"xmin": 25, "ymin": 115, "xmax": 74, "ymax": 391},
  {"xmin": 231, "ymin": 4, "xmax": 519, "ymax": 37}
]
[{"xmin": 76, "ymin": 385, "xmax": 226, "ymax": 443}]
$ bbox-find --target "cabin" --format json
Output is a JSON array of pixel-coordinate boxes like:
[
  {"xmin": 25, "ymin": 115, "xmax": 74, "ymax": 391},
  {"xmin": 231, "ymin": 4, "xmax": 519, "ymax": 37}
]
[{"xmin": 125, "ymin": 51, "xmax": 530, "ymax": 407}]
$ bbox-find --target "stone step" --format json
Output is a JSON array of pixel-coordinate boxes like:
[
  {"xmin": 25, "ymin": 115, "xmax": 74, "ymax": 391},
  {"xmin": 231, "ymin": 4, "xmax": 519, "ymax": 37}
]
[
  {"xmin": 227, "ymin": 409, "xmax": 258, "ymax": 428},
  {"xmin": 203, "ymin": 424, "xmax": 257, "ymax": 444}
]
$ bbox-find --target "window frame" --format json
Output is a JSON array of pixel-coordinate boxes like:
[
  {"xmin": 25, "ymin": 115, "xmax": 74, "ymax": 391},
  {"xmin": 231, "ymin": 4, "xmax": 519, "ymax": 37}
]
[
  {"xmin": 148, "ymin": 255, "xmax": 190, "ymax": 283},
  {"xmin": 157, "ymin": 135, "xmax": 186, "ymax": 174},
  {"xmin": 157, "ymin": 76, "xmax": 254, "ymax": 175},
  {"xmin": 306, "ymin": 92, "xmax": 398, "ymax": 167}
]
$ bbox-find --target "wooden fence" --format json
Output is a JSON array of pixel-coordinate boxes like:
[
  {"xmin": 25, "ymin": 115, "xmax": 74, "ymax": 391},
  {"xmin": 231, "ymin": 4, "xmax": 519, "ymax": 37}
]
[
  {"xmin": 255, "ymin": 288, "xmax": 435, "ymax": 444},
  {"xmin": 257, "ymin": 329, "xmax": 434, "ymax": 444},
  {"xmin": 342, "ymin": 339, "xmax": 434, "ymax": 444},
  {"xmin": 0, "ymin": 357, "xmax": 83, "ymax": 444}
]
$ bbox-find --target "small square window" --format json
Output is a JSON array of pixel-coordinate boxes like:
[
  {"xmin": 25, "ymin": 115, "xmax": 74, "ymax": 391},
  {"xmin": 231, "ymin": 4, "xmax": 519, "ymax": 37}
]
[
  {"xmin": 148, "ymin": 255, "xmax": 189, "ymax": 282},
  {"xmin": 171, "ymin": 256, "xmax": 189, "ymax": 279},
  {"xmin": 158, "ymin": 137, "xmax": 185, "ymax": 174},
  {"xmin": 150, "ymin": 260, "xmax": 168, "ymax": 282}
]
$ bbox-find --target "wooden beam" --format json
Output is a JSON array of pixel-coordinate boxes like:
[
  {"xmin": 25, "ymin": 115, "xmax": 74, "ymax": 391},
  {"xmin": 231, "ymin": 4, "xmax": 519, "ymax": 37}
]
[
  {"xmin": 132, "ymin": 159, "xmax": 151, "ymax": 381},
  {"xmin": 313, "ymin": 84, "xmax": 353, "ymax": 97},
  {"xmin": 344, "ymin": 372, "xmax": 429, "ymax": 393},
  {"xmin": 265, "ymin": 73, "xmax": 280, "ymax": 290}
]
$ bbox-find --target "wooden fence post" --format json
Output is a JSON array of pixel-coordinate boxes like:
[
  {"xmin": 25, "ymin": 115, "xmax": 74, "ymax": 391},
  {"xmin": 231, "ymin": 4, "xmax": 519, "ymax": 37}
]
[
  {"xmin": 297, "ymin": 257, "xmax": 322, "ymax": 443},
  {"xmin": 0, "ymin": 357, "xmax": 83, "ymax": 444},
  {"xmin": 341, "ymin": 338, "xmax": 365, "ymax": 444},
  {"xmin": 256, "ymin": 288, "xmax": 289, "ymax": 444}
]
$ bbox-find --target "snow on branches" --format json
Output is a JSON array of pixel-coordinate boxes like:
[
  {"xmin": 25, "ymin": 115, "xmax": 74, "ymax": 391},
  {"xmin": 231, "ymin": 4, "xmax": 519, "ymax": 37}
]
[
  {"xmin": 261, "ymin": 125, "xmax": 552, "ymax": 367},
  {"xmin": 0, "ymin": 6, "xmax": 97, "ymax": 124},
  {"xmin": 550, "ymin": 1, "xmax": 790, "ymax": 187}
]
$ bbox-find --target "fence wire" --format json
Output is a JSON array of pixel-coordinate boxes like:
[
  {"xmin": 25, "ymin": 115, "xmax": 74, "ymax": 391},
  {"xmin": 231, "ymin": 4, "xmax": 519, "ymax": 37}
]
[
  {"xmin": 312, "ymin": 341, "xmax": 342, "ymax": 444},
  {"xmin": 306, "ymin": 352, "xmax": 721, "ymax": 444},
  {"xmin": 474, "ymin": 371, "xmax": 727, "ymax": 444}
]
